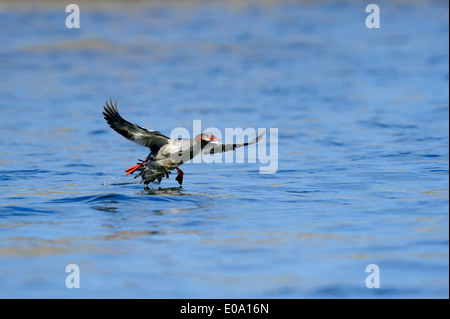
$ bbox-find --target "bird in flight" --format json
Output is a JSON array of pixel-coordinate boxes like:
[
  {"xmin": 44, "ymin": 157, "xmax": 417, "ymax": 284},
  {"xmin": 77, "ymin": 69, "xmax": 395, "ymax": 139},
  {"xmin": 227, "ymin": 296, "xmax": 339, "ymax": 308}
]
[{"xmin": 103, "ymin": 99, "xmax": 266, "ymax": 186}]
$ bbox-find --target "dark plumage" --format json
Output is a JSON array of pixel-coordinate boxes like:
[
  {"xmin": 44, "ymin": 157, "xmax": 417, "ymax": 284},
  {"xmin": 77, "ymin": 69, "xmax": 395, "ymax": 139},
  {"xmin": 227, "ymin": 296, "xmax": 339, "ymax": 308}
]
[{"xmin": 103, "ymin": 99, "xmax": 266, "ymax": 186}]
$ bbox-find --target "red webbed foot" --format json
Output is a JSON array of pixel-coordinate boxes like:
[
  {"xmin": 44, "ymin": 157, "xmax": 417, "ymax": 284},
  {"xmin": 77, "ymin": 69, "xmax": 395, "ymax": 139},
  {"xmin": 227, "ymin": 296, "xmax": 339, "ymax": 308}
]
[
  {"xmin": 175, "ymin": 168, "xmax": 184, "ymax": 185},
  {"xmin": 125, "ymin": 158, "xmax": 148, "ymax": 176}
]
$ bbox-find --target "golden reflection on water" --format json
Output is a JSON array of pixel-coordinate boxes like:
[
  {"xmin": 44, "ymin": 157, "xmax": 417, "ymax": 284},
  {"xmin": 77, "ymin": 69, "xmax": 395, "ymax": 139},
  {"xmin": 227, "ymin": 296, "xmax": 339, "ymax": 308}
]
[
  {"xmin": 0, "ymin": 228, "xmax": 211, "ymax": 257},
  {"xmin": 1, "ymin": 185, "xmax": 83, "ymax": 200},
  {"xmin": 420, "ymin": 188, "xmax": 449, "ymax": 199},
  {"xmin": 0, "ymin": 223, "xmax": 447, "ymax": 260},
  {"xmin": 20, "ymin": 40, "xmax": 115, "ymax": 53}
]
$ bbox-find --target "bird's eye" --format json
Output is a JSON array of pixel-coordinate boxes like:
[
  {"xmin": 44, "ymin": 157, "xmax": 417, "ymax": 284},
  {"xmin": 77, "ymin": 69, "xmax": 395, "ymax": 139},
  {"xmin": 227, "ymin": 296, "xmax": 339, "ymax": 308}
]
[{"xmin": 210, "ymin": 136, "xmax": 215, "ymax": 141}]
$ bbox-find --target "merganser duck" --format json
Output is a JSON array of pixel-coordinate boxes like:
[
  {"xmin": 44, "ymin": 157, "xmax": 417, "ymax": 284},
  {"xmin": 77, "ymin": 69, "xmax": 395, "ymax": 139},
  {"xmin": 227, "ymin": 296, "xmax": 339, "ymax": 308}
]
[{"xmin": 103, "ymin": 99, "xmax": 266, "ymax": 186}]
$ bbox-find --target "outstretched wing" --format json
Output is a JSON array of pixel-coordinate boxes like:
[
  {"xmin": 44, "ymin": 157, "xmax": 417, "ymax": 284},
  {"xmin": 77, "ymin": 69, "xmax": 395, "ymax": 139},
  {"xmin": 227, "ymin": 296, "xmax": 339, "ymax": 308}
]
[
  {"xmin": 203, "ymin": 129, "xmax": 267, "ymax": 155},
  {"xmin": 103, "ymin": 99, "xmax": 170, "ymax": 152}
]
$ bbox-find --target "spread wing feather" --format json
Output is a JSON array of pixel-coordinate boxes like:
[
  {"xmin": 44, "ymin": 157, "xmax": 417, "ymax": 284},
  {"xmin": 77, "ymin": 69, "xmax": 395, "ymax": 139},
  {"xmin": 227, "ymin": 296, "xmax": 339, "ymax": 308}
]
[
  {"xmin": 203, "ymin": 129, "xmax": 267, "ymax": 155},
  {"xmin": 103, "ymin": 99, "xmax": 169, "ymax": 152}
]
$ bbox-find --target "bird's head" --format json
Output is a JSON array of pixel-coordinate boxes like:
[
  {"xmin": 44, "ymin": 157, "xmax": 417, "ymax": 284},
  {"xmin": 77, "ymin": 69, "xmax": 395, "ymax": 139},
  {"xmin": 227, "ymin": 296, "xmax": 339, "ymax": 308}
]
[{"xmin": 194, "ymin": 133, "xmax": 221, "ymax": 144}]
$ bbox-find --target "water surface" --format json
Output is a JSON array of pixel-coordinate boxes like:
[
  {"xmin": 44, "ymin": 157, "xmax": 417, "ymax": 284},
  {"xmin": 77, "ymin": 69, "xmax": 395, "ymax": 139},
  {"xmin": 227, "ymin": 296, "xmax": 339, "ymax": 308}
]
[{"xmin": 0, "ymin": 1, "xmax": 448, "ymax": 298}]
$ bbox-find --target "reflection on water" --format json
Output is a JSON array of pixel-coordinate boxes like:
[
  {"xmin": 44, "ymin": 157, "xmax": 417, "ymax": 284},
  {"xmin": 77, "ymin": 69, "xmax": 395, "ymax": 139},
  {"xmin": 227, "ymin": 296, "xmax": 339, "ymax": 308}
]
[
  {"xmin": 141, "ymin": 186, "xmax": 185, "ymax": 196},
  {"xmin": 0, "ymin": 0, "xmax": 448, "ymax": 298}
]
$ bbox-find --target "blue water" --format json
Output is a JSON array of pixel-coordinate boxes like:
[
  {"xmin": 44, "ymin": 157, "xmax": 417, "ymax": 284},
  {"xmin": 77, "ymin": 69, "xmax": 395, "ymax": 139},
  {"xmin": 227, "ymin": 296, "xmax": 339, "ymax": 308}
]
[{"xmin": 0, "ymin": 1, "xmax": 448, "ymax": 298}]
